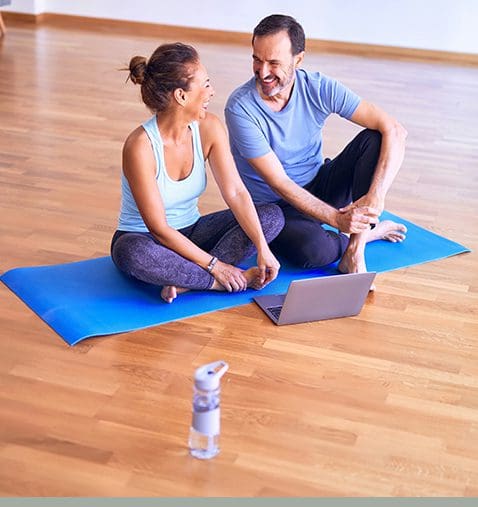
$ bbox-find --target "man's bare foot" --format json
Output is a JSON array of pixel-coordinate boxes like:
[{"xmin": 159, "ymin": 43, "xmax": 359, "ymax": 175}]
[
  {"xmin": 338, "ymin": 250, "xmax": 367, "ymax": 275},
  {"xmin": 368, "ymin": 220, "xmax": 407, "ymax": 243},
  {"xmin": 338, "ymin": 251, "xmax": 376, "ymax": 291},
  {"xmin": 160, "ymin": 285, "xmax": 188, "ymax": 303},
  {"xmin": 339, "ymin": 220, "xmax": 407, "ymax": 274},
  {"xmin": 338, "ymin": 220, "xmax": 406, "ymax": 291}
]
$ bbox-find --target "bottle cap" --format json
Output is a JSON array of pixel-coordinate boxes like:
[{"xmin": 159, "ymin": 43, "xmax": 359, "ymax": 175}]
[{"xmin": 194, "ymin": 360, "xmax": 229, "ymax": 390}]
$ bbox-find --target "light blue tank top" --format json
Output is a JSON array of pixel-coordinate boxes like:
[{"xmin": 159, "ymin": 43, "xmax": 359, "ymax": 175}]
[{"xmin": 118, "ymin": 116, "xmax": 207, "ymax": 231}]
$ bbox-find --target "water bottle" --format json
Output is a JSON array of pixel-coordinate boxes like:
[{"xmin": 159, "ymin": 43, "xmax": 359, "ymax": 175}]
[{"xmin": 188, "ymin": 360, "xmax": 229, "ymax": 459}]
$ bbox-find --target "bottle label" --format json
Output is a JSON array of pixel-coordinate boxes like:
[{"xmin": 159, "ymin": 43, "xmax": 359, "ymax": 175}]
[{"xmin": 192, "ymin": 408, "xmax": 220, "ymax": 435}]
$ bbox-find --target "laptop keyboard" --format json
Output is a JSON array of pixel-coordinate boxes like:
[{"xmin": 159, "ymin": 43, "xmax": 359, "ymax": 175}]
[{"xmin": 267, "ymin": 305, "xmax": 283, "ymax": 320}]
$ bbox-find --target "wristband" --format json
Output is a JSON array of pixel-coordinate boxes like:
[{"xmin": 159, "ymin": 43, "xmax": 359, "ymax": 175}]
[{"xmin": 206, "ymin": 256, "xmax": 218, "ymax": 273}]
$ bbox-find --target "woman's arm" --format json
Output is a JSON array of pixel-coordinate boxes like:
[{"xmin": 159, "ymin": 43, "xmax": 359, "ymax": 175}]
[
  {"xmin": 122, "ymin": 127, "xmax": 247, "ymax": 291},
  {"xmin": 200, "ymin": 114, "xmax": 281, "ymax": 286}
]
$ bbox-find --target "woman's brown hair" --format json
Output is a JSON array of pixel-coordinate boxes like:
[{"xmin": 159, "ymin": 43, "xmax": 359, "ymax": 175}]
[{"xmin": 128, "ymin": 42, "xmax": 199, "ymax": 112}]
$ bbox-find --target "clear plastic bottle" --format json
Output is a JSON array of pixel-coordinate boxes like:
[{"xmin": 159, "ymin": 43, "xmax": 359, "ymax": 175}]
[{"xmin": 188, "ymin": 360, "xmax": 228, "ymax": 459}]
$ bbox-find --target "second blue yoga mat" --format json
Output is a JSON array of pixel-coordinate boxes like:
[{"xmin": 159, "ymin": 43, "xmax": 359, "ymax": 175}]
[{"xmin": 0, "ymin": 211, "xmax": 470, "ymax": 345}]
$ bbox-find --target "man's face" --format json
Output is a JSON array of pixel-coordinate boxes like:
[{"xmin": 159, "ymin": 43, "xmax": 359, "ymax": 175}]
[{"xmin": 252, "ymin": 30, "xmax": 301, "ymax": 98}]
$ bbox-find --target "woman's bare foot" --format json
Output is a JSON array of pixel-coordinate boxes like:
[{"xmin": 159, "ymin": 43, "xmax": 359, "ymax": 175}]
[
  {"xmin": 368, "ymin": 220, "xmax": 407, "ymax": 243},
  {"xmin": 162, "ymin": 266, "xmax": 272, "ymax": 303},
  {"xmin": 244, "ymin": 267, "xmax": 267, "ymax": 290},
  {"xmin": 160, "ymin": 285, "xmax": 188, "ymax": 303},
  {"xmin": 211, "ymin": 266, "xmax": 266, "ymax": 291}
]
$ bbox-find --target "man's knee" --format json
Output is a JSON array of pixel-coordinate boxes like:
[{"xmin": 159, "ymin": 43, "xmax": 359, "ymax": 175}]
[
  {"xmin": 360, "ymin": 128, "xmax": 382, "ymax": 154},
  {"xmin": 294, "ymin": 242, "xmax": 341, "ymax": 269},
  {"xmin": 280, "ymin": 229, "xmax": 349, "ymax": 269}
]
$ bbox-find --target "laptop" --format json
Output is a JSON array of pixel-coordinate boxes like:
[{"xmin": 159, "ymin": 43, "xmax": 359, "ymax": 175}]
[{"xmin": 253, "ymin": 272, "xmax": 376, "ymax": 325}]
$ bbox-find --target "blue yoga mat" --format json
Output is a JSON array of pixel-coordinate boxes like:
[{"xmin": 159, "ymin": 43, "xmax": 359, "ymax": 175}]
[{"xmin": 1, "ymin": 211, "xmax": 470, "ymax": 346}]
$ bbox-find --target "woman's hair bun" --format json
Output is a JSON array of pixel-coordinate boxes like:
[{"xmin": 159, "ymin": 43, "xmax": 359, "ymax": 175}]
[{"xmin": 128, "ymin": 56, "xmax": 147, "ymax": 85}]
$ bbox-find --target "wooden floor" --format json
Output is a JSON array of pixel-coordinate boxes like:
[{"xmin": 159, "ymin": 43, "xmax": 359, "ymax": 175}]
[{"xmin": 1, "ymin": 19, "xmax": 478, "ymax": 497}]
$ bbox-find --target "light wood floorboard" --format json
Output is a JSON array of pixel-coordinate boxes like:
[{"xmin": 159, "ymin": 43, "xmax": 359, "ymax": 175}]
[{"xmin": 0, "ymin": 20, "xmax": 477, "ymax": 497}]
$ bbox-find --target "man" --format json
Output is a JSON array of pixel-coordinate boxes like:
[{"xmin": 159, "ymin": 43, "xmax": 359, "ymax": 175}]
[{"xmin": 225, "ymin": 14, "xmax": 407, "ymax": 276}]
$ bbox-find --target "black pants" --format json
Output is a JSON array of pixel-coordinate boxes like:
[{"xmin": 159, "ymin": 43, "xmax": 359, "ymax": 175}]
[{"xmin": 270, "ymin": 129, "xmax": 382, "ymax": 268}]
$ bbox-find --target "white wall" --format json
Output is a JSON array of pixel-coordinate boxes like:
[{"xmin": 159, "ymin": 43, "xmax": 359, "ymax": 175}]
[
  {"xmin": 3, "ymin": 0, "xmax": 39, "ymax": 14},
  {"xmin": 4, "ymin": 0, "xmax": 478, "ymax": 54}
]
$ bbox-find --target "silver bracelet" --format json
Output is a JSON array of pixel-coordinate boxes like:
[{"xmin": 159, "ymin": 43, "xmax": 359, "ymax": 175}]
[{"xmin": 206, "ymin": 256, "xmax": 218, "ymax": 273}]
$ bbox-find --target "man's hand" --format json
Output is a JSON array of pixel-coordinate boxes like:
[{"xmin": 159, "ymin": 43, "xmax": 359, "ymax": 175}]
[
  {"xmin": 336, "ymin": 205, "xmax": 380, "ymax": 234},
  {"xmin": 211, "ymin": 260, "xmax": 248, "ymax": 292},
  {"xmin": 352, "ymin": 192, "xmax": 385, "ymax": 216}
]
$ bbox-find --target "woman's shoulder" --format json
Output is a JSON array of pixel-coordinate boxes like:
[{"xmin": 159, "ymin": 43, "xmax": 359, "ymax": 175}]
[
  {"xmin": 123, "ymin": 125, "xmax": 150, "ymax": 153},
  {"xmin": 122, "ymin": 125, "xmax": 156, "ymax": 175},
  {"xmin": 198, "ymin": 112, "xmax": 225, "ymax": 139},
  {"xmin": 198, "ymin": 111, "xmax": 221, "ymax": 129},
  {"xmin": 198, "ymin": 113, "xmax": 227, "ymax": 158}
]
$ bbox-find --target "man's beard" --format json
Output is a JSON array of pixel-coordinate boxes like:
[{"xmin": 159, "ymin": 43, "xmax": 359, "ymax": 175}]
[{"xmin": 256, "ymin": 65, "xmax": 295, "ymax": 97}]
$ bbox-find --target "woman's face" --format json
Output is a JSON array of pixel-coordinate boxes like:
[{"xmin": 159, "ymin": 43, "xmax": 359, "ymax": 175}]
[{"xmin": 185, "ymin": 62, "xmax": 215, "ymax": 120}]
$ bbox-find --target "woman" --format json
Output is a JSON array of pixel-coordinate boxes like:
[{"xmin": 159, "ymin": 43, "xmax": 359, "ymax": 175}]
[{"xmin": 111, "ymin": 43, "xmax": 284, "ymax": 303}]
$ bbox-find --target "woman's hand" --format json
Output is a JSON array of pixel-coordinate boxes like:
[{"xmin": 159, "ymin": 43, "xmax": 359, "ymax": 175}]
[
  {"xmin": 255, "ymin": 247, "xmax": 281, "ymax": 288},
  {"xmin": 211, "ymin": 260, "xmax": 248, "ymax": 292}
]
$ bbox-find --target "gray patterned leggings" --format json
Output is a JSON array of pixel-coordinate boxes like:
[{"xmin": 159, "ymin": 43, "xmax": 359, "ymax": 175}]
[{"xmin": 111, "ymin": 204, "xmax": 284, "ymax": 290}]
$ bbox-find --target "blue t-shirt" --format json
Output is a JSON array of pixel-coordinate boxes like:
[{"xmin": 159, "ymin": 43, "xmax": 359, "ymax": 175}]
[{"xmin": 225, "ymin": 69, "xmax": 361, "ymax": 203}]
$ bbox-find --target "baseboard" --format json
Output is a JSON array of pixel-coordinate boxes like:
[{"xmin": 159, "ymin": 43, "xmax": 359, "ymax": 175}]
[
  {"xmin": 307, "ymin": 38, "xmax": 478, "ymax": 66},
  {"xmin": 2, "ymin": 11, "xmax": 40, "ymax": 24},
  {"xmin": 2, "ymin": 11, "xmax": 251, "ymax": 45},
  {"xmin": 3, "ymin": 11, "xmax": 478, "ymax": 66}
]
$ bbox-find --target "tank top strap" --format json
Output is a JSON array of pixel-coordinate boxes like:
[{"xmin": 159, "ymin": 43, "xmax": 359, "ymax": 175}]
[
  {"xmin": 142, "ymin": 115, "xmax": 161, "ymax": 144},
  {"xmin": 189, "ymin": 121, "xmax": 205, "ymax": 163},
  {"xmin": 141, "ymin": 115, "xmax": 163, "ymax": 176}
]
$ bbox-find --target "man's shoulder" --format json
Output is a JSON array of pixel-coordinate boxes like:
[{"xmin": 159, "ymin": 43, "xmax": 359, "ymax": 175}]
[
  {"xmin": 297, "ymin": 68, "xmax": 333, "ymax": 90},
  {"xmin": 225, "ymin": 77, "xmax": 256, "ymax": 112},
  {"xmin": 297, "ymin": 68, "xmax": 360, "ymax": 118}
]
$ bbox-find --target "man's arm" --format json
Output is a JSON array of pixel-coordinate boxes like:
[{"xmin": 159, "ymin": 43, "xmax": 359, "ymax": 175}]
[
  {"xmin": 348, "ymin": 100, "xmax": 408, "ymax": 213},
  {"xmin": 248, "ymin": 150, "xmax": 379, "ymax": 234}
]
